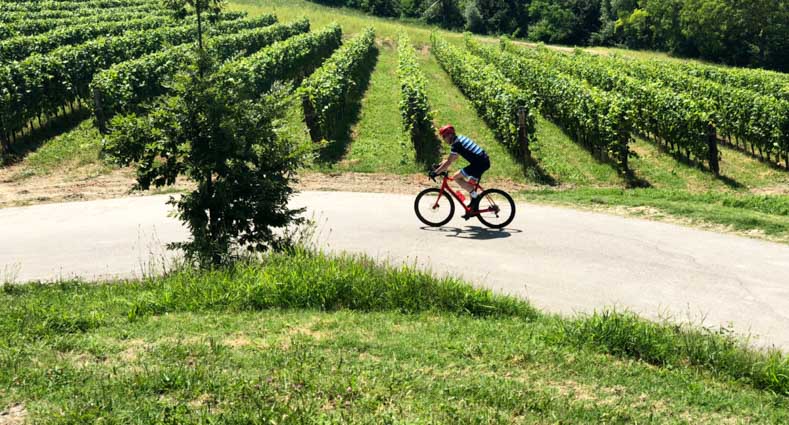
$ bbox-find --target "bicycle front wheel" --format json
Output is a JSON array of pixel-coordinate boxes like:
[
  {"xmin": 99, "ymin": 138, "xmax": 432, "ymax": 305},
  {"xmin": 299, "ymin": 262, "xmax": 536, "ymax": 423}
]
[
  {"xmin": 414, "ymin": 188, "xmax": 455, "ymax": 227},
  {"xmin": 476, "ymin": 189, "xmax": 516, "ymax": 229}
]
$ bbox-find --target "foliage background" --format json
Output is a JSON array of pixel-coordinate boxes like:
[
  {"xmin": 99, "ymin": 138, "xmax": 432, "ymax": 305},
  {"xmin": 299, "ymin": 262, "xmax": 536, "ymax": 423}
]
[{"xmin": 307, "ymin": 0, "xmax": 788, "ymax": 72}]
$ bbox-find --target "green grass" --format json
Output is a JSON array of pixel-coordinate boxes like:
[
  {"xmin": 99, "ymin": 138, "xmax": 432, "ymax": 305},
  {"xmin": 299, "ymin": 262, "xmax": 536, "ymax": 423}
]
[
  {"xmin": 519, "ymin": 188, "xmax": 789, "ymax": 241},
  {"xmin": 627, "ymin": 137, "xmax": 789, "ymax": 191},
  {"xmin": 315, "ymin": 37, "xmax": 417, "ymax": 174},
  {"xmin": 8, "ymin": 118, "xmax": 111, "ymax": 180},
  {"xmin": 2, "ymin": 249, "xmax": 789, "ymax": 422}
]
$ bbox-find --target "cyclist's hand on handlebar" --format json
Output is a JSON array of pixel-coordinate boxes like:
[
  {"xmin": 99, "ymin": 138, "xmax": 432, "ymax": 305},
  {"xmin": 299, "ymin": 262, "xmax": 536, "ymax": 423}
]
[{"xmin": 428, "ymin": 170, "xmax": 438, "ymax": 180}]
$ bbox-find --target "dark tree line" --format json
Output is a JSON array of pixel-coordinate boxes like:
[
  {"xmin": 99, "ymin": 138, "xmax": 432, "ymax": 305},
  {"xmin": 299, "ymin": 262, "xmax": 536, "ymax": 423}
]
[{"xmin": 310, "ymin": 0, "xmax": 788, "ymax": 72}]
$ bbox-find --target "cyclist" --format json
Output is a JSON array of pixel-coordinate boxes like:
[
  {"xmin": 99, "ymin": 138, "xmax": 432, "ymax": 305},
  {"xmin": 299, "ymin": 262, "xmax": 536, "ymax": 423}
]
[{"xmin": 430, "ymin": 124, "xmax": 490, "ymax": 218}]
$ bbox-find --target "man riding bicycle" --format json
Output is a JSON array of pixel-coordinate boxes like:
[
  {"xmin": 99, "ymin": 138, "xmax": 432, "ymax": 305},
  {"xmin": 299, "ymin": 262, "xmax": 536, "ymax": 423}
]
[{"xmin": 430, "ymin": 124, "xmax": 490, "ymax": 218}]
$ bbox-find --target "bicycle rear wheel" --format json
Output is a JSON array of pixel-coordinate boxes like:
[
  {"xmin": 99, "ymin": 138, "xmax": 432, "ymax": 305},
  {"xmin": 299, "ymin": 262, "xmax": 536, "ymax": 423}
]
[
  {"xmin": 476, "ymin": 188, "xmax": 515, "ymax": 229},
  {"xmin": 414, "ymin": 188, "xmax": 455, "ymax": 227}
]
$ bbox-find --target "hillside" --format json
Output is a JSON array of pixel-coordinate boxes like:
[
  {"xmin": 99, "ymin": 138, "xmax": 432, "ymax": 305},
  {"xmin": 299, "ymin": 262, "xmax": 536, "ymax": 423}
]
[
  {"xmin": 2, "ymin": 1, "xmax": 789, "ymax": 421},
  {"xmin": 0, "ymin": 0, "xmax": 787, "ymax": 242}
]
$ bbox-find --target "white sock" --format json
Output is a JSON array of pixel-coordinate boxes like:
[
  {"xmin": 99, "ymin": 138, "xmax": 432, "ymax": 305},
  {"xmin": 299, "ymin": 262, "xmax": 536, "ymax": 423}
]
[{"xmin": 470, "ymin": 190, "xmax": 478, "ymax": 199}]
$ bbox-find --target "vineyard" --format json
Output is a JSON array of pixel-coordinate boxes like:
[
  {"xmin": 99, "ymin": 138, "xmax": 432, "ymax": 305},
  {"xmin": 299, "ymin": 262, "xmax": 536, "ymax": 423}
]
[
  {"xmin": 2, "ymin": 0, "xmax": 789, "ymax": 210},
  {"xmin": 0, "ymin": 0, "xmax": 357, "ymax": 157},
  {"xmin": 501, "ymin": 42, "xmax": 789, "ymax": 172}
]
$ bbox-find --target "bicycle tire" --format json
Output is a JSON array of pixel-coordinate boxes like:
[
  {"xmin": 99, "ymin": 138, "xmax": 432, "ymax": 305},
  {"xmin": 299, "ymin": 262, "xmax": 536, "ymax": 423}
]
[
  {"xmin": 476, "ymin": 188, "xmax": 516, "ymax": 229},
  {"xmin": 414, "ymin": 188, "xmax": 455, "ymax": 227}
]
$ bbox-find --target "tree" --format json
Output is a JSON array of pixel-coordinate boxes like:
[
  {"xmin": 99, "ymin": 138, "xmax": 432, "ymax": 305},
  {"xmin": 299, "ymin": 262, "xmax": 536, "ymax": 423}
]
[
  {"xmin": 464, "ymin": 0, "xmax": 485, "ymax": 33},
  {"xmin": 363, "ymin": 0, "xmax": 400, "ymax": 16},
  {"xmin": 679, "ymin": 0, "xmax": 731, "ymax": 61},
  {"xmin": 422, "ymin": 0, "xmax": 465, "ymax": 29},
  {"xmin": 164, "ymin": 0, "xmax": 225, "ymax": 53},
  {"xmin": 475, "ymin": 0, "xmax": 528, "ymax": 36},
  {"xmin": 592, "ymin": 0, "xmax": 635, "ymax": 45},
  {"xmin": 105, "ymin": 2, "xmax": 309, "ymax": 267},
  {"xmin": 639, "ymin": 0, "xmax": 683, "ymax": 52},
  {"xmin": 527, "ymin": 0, "xmax": 577, "ymax": 43},
  {"xmin": 528, "ymin": 0, "xmax": 601, "ymax": 45},
  {"xmin": 106, "ymin": 66, "xmax": 308, "ymax": 266},
  {"xmin": 614, "ymin": 7, "xmax": 650, "ymax": 48},
  {"xmin": 401, "ymin": 0, "xmax": 429, "ymax": 17}
]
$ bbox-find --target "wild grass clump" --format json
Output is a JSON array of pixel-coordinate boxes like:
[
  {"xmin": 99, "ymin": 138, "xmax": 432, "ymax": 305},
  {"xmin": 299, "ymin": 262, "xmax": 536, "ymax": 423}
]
[
  {"xmin": 0, "ymin": 249, "xmax": 537, "ymax": 341},
  {"xmin": 128, "ymin": 249, "xmax": 538, "ymax": 320},
  {"xmin": 561, "ymin": 310, "xmax": 789, "ymax": 395}
]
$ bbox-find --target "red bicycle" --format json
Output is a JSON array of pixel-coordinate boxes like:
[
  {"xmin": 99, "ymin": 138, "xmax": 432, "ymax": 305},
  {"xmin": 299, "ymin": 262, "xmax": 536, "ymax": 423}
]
[{"xmin": 414, "ymin": 171, "xmax": 516, "ymax": 229}]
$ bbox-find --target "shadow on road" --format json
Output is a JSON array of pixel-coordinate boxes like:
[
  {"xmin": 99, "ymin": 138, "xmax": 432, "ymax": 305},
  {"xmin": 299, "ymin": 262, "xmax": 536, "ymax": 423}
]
[{"xmin": 420, "ymin": 226, "xmax": 522, "ymax": 240}]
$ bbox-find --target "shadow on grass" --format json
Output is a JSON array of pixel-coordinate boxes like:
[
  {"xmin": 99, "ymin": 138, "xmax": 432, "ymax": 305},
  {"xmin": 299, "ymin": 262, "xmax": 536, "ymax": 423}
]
[
  {"xmin": 522, "ymin": 157, "xmax": 557, "ymax": 186},
  {"xmin": 623, "ymin": 170, "xmax": 651, "ymax": 189},
  {"xmin": 2, "ymin": 108, "xmax": 91, "ymax": 166},
  {"xmin": 642, "ymin": 136, "xmax": 745, "ymax": 189},
  {"xmin": 716, "ymin": 174, "xmax": 746, "ymax": 189},
  {"xmin": 420, "ymin": 225, "xmax": 522, "ymax": 240},
  {"xmin": 718, "ymin": 138, "xmax": 789, "ymax": 173},
  {"xmin": 540, "ymin": 116, "xmax": 640, "ymax": 187},
  {"xmin": 315, "ymin": 48, "xmax": 379, "ymax": 164},
  {"xmin": 412, "ymin": 127, "xmax": 442, "ymax": 169}
]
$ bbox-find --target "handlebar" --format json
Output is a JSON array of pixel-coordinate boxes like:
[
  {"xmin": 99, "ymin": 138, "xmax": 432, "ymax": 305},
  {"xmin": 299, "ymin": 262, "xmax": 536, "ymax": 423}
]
[{"xmin": 428, "ymin": 170, "xmax": 448, "ymax": 182}]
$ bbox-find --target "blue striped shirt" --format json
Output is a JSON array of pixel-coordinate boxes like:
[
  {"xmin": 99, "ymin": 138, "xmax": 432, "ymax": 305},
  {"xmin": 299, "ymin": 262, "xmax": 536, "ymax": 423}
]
[{"xmin": 450, "ymin": 134, "xmax": 488, "ymax": 163}]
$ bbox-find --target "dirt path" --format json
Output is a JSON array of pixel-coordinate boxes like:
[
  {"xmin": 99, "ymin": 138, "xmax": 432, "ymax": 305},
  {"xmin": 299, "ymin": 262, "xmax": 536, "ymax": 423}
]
[{"xmin": 0, "ymin": 166, "xmax": 538, "ymax": 208}]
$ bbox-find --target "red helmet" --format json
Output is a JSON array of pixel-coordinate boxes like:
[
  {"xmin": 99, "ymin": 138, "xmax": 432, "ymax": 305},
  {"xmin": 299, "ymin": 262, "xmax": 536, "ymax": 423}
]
[{"xmin": 438, "ymin": 124, "xmax": 455, "ymax": 138}]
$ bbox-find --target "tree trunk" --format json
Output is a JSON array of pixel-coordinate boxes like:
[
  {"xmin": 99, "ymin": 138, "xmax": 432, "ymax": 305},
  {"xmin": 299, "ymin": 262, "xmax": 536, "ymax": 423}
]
[
  {"xmin": 196, "ymin": 5, "xmax": 204, "ymax": 78},
  {"xmin": 206, "ymin": 173, "xmax": 221, "ymax": 266}
]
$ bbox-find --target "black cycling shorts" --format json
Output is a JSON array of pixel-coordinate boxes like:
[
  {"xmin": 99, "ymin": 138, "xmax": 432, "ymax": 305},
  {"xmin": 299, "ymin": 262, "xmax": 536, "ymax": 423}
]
[{"xmin": 460, "ymin": 157, "xmax": 490, "ymax": 182}]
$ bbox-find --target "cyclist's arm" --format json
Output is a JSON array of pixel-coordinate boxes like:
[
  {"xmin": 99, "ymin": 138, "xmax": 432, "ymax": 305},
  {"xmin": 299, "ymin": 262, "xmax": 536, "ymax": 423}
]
[{"xmin": 435, "ymin": 153, "xmax": 458, "ymax": 174}]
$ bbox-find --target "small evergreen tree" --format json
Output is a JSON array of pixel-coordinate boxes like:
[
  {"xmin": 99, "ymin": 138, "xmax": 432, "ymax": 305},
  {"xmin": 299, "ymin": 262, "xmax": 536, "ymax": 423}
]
[{"xmin": 105, "ymin": 1, "xmax": 309, "ymax": 267}]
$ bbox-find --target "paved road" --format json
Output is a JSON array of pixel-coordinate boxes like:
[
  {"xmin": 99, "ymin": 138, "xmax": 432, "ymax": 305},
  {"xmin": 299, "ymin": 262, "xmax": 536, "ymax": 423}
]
[{"xmin": 2, "ymin": 192, "xmax": 789, "ymax": 349}]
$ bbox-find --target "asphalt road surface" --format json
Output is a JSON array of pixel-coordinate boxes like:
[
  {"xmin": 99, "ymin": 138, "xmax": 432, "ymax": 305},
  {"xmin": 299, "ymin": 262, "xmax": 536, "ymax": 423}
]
[{"xmin": 2, "ymin": 192, "xmax": 789, "ymax": 349}]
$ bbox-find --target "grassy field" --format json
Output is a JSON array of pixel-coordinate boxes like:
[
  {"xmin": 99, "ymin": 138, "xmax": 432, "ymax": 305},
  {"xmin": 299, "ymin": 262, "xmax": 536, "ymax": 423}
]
[{"xmin": 2, "ymin": 249, "xmax": 788, "ymax": 423}]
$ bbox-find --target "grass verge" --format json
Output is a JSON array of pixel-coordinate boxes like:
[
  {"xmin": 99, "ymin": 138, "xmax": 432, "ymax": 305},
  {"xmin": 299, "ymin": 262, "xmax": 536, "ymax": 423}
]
[
  {"xmin": 2, "ymin": 249, "xmax": 788, "ymax": 423},
  {"xmin": 520, "ymin": 188, "xmax": 789, "ymax": 242}
]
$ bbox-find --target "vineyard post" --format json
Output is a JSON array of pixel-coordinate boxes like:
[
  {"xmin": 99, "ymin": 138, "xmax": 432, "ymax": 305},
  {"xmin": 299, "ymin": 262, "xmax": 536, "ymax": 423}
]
[
  {"xmin": 0, "ymin": 115, "xmax": 7, "ymax": 153},
  {"xmin": 93, "ymin": 87, "xmax": 107, "ymax": 134},
  {"xmin": 707, "ymin": 123, "xmax": 720, "ymax": 176},
  {"xmin": 301, "ymin": 95, "xmax": 321, "ymax": 143},
  {"xmin": 618, "ymin": 131, "xmax": 629, "ymax": 172},
  {"xmin": 517, "ymin": 106, "xmax": 531, "ymax": 161}
]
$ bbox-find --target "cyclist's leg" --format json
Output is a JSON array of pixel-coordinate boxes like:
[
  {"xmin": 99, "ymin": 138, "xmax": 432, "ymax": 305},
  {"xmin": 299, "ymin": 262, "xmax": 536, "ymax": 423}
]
[
  {"xmin": 474, "ymin": 157, "xmax": 490, "ymax": 186},
  {"xmin": 452, "ymin": 169, "xmax": 476, "ymax": 195}
]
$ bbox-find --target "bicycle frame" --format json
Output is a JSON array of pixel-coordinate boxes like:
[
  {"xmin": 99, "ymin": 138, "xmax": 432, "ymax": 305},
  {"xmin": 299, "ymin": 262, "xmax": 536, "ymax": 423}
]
[{"xmin": 434, "ymin": 174, "xmax": 496, "ymax": 215}]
